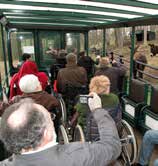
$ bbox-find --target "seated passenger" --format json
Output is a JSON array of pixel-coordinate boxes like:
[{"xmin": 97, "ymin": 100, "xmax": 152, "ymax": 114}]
[
  {"xmin": 18, "ymin": 74, "xmax": 60, "ymax": 112},
  {"xmin": 10, "ymin": 60, "xmax": 48, "ymax": 99},
  {"xmin": 0, "ymin": 95, "xmax": 121, "ymax": 166},
  {"xmin": 75, "ymin": 75, "xmax": 122, "ymax": 141},
  {"xmin": 57, "ymin": 53, "xmax": 87, "ymax": 93},
  {"xmin": 95, "ymin": 57, "xmax": 126, "ymax": 94},
  {"xmin": 134, "ymin": 129, "xmax": 158, "ymax": 166},
  {"xmin": 78, "ymin": 51, "xmax": 95, "ymax": 74}
]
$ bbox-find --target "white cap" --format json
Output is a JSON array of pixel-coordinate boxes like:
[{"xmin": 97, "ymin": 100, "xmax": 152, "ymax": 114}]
[{"xmin": 19, "ymin": 74, "xmax": 40, "ymax": 93}]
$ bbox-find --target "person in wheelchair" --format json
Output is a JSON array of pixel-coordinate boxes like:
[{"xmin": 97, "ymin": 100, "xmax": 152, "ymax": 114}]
[
  {"xmin": 4, "ymin": 74, "xmax": 61, "ymax": 134},
  {"xmin": 56, "ymin": 53, "xmax": 87, "ymax": 93},
  {"xmin": 75, "ymin": 75, "xmax": 122, "ymax": 141},
  {"xmin": 0, "ymin": 94, "xmax": 121, "ymax": 166}
]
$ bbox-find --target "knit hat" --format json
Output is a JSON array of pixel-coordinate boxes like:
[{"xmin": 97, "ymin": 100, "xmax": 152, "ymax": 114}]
[{"xmin": 19, "ymin": 74, "xmax": 40, "ymax": 93}]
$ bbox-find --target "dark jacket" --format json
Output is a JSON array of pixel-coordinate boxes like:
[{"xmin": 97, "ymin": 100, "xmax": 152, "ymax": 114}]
[
  {"xmin": 0, "ymin": 91, "xmax": 60, "ymax": 116},
  {"xmin": 57, "ymin": 64, "xmax": 87, "ymax": 93},
  {"xmin": 21, "ymin": 91, "xmax": 60, "ymax": 112},
  {"xmin": 0, "ymin": 109, "xmax": 121, "ymax": 166},
  {"xmin": 76, "ymin": 93, "xmax": 122, "ymax": 141},
  {"xmin": 95, "ymin": 65, "xmax": 126, "ymax": 94},
  {"xmin": 78, "ymin": 56, "xmax": 95, "ymax": 74}
]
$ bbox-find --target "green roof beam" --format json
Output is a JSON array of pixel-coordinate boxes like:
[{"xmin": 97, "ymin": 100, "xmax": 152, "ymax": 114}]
[
  {"xmin": 0, "ymin": 0, "xmax": 148, "ymax": 16},
  {"xmin": 90, "ymin": 0, "xmax": 158, "ymax": 9}
]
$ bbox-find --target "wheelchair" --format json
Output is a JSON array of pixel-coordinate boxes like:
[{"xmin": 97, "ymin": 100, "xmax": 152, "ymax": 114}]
[
  {"xmin": 56, "ymin": 92, "xmax": 85, "ymax": 144},
  {"xmin": 58, "ymin": 97, "xmax": 137, "ymax": 165}
]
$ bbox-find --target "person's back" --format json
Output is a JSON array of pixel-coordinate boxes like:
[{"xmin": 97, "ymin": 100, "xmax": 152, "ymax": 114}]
[
  {"xmin": 57, "ymin": 53, "xmax": 87, "ymax": 93},
  {"xmin": 95, "ymin": 57, "xmax": 126, "ymax": 94},
  {"xmin": 18, "ymin": 74, "xmax": 60, "ymax": 112},
  {"xmin": 78, "ymin": 51, "xmax": 94, "ymax": 74}
]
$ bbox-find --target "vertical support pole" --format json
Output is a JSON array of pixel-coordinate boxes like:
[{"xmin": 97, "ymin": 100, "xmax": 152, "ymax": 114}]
[
  {"xmin": 129, "ymin": 26, "xmax": 135, "ymax": 81},
  {"xmin": 6, "ymin": 28, "xmax": 13, "ymax": 74},
  {"xmin": 103, "ymin": 28, "xmax": 106, "ymax": 57},
  {"xmin": 1, "ymin": 24, "xmax": 8, "ymax": 86},
  {"xmin": 61, "ymin": 31, "xmax": 65, "ymax": 49},
  {"xmin": 34, "ymin": 30, "xmax": 40, "ymax": 67},
  {"xmin": 84, "ymin": 31, "xmax": 89, "ymax": 56},
  {"xmin": 77, "ymin": 33, "xmax": 80, "ymax": 54}
]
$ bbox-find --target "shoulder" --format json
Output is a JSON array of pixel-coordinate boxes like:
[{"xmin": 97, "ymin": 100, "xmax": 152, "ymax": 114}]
[
  {"xmin": 58, "ymin": 68, "xmax": 66, "ymax": 74},
  {"xmin": 101, "ymin": 93, "xmax": 119, "ymax": 104},
  {"xmin": 108, "ymin": 93, "xmax": 119, "ymax": 102},
  {"xmin": 41, "ymin": 91, "xmax": 57, "ymax": 99},
  {"xmin": 78, "ymin": 66, "xmax": 86, "ymax": 72}
]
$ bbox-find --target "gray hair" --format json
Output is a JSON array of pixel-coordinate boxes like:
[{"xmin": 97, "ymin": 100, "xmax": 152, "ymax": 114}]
[{"xmin": 66, "ymin": 53, "xmax": 77, "ymax": 64}]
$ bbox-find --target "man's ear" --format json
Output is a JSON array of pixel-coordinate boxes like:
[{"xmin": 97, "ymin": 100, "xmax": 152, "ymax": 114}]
[{"xmin": 43, "ymin": 127, "xmax": 53, "ymax": 142}]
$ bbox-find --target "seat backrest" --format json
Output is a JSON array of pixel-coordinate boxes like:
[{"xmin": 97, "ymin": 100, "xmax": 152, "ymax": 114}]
[
  {"xmin": 128, "ymin": 79, "xmax": 146, "ymax": 103},
  {"xmin": 64, "ymin": 84, "xmax": 88, "ymax": 101},
  {"xmin": 150, "ymin": 86, "xmax": 158, "ymax": 114}
]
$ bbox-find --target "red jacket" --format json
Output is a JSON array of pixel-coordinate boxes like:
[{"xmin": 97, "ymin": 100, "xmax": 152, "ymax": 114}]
[{"xmin": 9, "ymin": 60, "xmax": 48, "ymax": 99}]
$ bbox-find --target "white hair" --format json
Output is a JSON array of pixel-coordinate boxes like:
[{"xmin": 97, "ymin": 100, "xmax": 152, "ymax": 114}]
[{"xmin": 19, "ymin": 74, "xmax": 40, "ymax": 93}]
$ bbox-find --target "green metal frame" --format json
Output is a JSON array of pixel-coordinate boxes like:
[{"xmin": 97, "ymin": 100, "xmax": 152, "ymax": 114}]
[
  {"xmin": 1, "ymin": 0, "xmax": 158, "ymax": 30},
  {"xmin": 129, "ymin": 26, "xmax": 135, "ymax": 81},
  {"xmin": 103, "ymin": 29, "xmax": 106, "ymax": 57},
  {"xmin": 1, "ymin": 24, "xmax": 9, "ymax": 87}
]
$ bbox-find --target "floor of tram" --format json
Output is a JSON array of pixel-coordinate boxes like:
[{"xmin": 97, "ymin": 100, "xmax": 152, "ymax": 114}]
[{"xmin": 134, "ymin": 129, "xmax": 158, "ymax": 166}]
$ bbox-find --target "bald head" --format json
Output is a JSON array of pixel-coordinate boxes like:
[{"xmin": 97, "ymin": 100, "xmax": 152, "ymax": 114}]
[{"xmin": 0, "ymin": 98, "xmax": 54, "ymax": 154}]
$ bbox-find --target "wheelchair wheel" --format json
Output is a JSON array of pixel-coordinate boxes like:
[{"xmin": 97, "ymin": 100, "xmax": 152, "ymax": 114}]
[
  {"xmin": 59, "ymin": 98, "xmax": 67, "ymax": 125},
  {"xmin": 121, "ymin": 120, "xmax": 137, "ymax": 165},
  {"xmin": 73, "ymin": 124, "xmax": 85, "ymax": 142},
  {"xmin": 58, "ymin": 125, "xmax": 69, "ymax": 144}
]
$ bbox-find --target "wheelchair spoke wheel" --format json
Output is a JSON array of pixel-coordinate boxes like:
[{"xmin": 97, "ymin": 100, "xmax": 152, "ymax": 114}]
[
  {"xmin": 58, "ymin": 125, "xmax": 69, "ymax": 144},
  {"xmin": 59, "ymin": 98, "xmax": 67, "ymax": 125},
  {"xmin": 73, "ymin": 124, "xmax": 85, "ymax": 142},
  {"xmin": 121, "ymin": 120, "xmax": 137, "ymax": 164}
]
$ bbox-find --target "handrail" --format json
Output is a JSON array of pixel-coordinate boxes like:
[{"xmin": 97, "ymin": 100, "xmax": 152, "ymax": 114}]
[
  {"xmin": 135, "ymin": 60, "xmax": 158, "ymax": 71},
  {"xmin": 137, "ymin": 69, "xmax": 158, "ymax": 80}
]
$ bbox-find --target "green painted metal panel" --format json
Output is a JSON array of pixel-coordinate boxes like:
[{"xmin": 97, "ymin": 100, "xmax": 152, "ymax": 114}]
[
  {"xmin": 8, "ymin": 18, "xmax": 105, "ymax": 26},
  {"xmin": 129, "ymin": 26, "xmax": 135, "ymax": 81},
  {"xmin": 103, "ymin": 28, "xmax": 106, "ymax": 57}
]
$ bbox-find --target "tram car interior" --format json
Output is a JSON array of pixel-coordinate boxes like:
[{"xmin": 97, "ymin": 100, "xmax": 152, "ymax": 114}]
[{"xmin": 0, "ymin": 0, "xmax": 158, "ymax": 165}]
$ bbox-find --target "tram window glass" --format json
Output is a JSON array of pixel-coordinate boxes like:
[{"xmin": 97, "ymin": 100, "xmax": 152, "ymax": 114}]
[
  {"xmin": 66, "ymin": 33, "xmax": 85, "ymax": 54},
  {"xmin": 39, "ymin": 31, "xmax": 61, "ymax": 67},
  {"xmin": 135, "ymin": 25, "xmax": 158, "ymax": 85},
  {"xmin": 10, "ymin": 31, "xmax": 35, "ymax": 68},
  {"xmin": 89, "ymin": 30, "xmax": 103, "ymax": 60}
]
